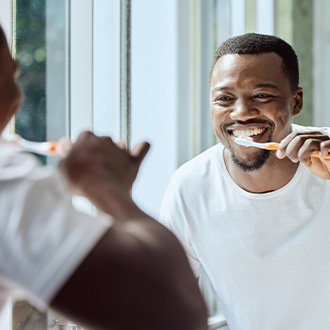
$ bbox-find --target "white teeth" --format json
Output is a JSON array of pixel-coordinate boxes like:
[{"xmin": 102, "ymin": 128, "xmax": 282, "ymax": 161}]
[{"xmin": 232, "ymin": 128, "xmax": 265, "ymax": 137}]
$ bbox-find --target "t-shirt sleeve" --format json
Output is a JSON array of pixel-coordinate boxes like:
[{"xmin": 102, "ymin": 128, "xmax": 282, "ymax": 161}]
[
  {"xmin": 0, "ymin": 150, "xmax": 110, "ymax": 310},
  {"xmin": 159, "ymin": 173, "xmax": 201, "ymax": 278}
]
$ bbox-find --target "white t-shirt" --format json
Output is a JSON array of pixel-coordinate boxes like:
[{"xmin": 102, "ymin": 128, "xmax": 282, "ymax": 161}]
[
  {"xmin": 160, "ymin": 125, "xmax": 330, "ymax": 330},
  {"xmin": 0, "ymin": 143, "xmax": 110, "ymax": 329}
]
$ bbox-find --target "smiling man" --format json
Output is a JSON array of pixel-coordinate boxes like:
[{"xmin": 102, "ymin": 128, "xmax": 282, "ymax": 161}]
[{"xmin": 160, "ymin": 33, "xmax": 330, "ymax": 330}]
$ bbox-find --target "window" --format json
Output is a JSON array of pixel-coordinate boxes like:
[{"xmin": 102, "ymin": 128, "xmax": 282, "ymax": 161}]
[{"xmin": 13, "ymin": 1, "xmax": 70, "ymax": 327}]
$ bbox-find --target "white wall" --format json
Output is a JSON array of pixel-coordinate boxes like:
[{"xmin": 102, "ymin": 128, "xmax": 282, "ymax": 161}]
[
  {"xmin": 130, "ymin": 0, "xmax": 179, "ymax": 217},
  {"xmin": 0, "ymin": 0, "xmax": 11, "ymax": 41}
]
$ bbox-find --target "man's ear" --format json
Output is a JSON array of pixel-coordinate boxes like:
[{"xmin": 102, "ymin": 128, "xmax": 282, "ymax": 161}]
[{"xmin": 292, "ymin": 87, "xmax": 303, "ymax": 116}]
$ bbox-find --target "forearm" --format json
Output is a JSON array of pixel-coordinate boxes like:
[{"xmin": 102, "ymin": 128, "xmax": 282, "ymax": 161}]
[{"xmin": 50, "ymin": 221, "xmax": 208, "ymax": 330}]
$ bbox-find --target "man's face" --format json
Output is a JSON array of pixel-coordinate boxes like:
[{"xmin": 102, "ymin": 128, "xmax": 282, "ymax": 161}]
[
  {"xmin": 0, "ymin": 35, "xmax": 22, "ymax": 132},
  {"xmin": 210, "ymin": 53, "xmax": 302, "ymax": 171}
]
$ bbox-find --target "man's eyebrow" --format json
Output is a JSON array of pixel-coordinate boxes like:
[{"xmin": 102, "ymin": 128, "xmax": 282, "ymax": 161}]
[
  {"xmin": 254, "ymin": 83, "xmax": 281, "ymax": 90},
  {"xmin": 211, "ymin": 83, "xmax": 281, "ymax": 94},
  {"xmin": 211, "ymin": 85, "xmax": 231, "ymax": 93}
]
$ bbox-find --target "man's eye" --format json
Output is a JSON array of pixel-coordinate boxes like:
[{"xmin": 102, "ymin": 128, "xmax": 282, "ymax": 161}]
[
  {"xmin": 216, "ymin": 96, "xmax": 233, "ymax": 102},
  {"xmin": 254, "ymin": 94, "xmax": 270, "ymax": 99}
]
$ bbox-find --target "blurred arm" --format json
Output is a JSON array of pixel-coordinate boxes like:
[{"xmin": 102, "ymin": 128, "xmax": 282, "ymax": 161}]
[
  {"xmin": 51, "ymin": 131, "xmax": 208, "ymax": 330},
  {"xmin": 50, "ymin": 208, "xmax": 208, "ymax": 330}
]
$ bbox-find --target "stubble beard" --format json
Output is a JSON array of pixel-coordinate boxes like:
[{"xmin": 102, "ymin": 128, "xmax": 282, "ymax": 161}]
[
  {"xmin": 221, "ymin": 120, "xmax": 275, "ymax": 172},
  {"xmin": 231, "ymin": 149, "xmax": 272, "ymax": 172}
]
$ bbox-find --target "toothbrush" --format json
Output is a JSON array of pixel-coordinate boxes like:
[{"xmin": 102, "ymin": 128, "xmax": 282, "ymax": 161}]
[
  {"xmin": 1, "ymin": 133, "xmax": 70, "ymax": 156},
  {"xmin": 234, "ymin": 136, "xmax": 330, "ymax": 160}
]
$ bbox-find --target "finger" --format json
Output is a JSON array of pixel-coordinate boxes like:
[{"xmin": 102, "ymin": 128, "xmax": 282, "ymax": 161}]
[
  {"xmin": 76, "ymin": 130, "xmax": 95, "ymax": 143},
  {"xmin": 75, "ymin": 132, "xmax": 113, "ymax": 150},
  {"xmin": 131, "ymin": 142, "xmax": 150, "ymax": 166},
  {"xmin": 99, "ymin": 136, "xmax": 114, "ymax": 143},
  {"xmin": 296, "ymin": 138, "xmax": 325, "ymax": 161},
  {"xmin": 320, "ymin": 140, "xmax": 330, "ymax": 158},
  {"xmin": 276, "ymin": 149, "xmax": 286, "ymax": 159},
  {"xmin": 116, "ymin": 140, "xmax": 127, "ymax": 150},
  {"xmin": 278, "ymin": 131, "xmax": 297, "ymax": 150},
  {"xmin": 282, "ymin": 134, "xmax": 305, "ymax": 162},
  {"xmin": 285, "ymin": 134, "xmax": 328, "ymax": 162},
  {"xmin": 277, "ymin": 131, "xmax": 297, "ymax": 159},
  {"xmin": 279, "ymin": 131, "xmax": 325, "ymax": 150}
]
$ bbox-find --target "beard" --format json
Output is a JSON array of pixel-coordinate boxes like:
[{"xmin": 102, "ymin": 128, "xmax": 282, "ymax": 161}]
[
  {"xmin": 221, "ymin": 119, "xmax": 275, "ymax": 172},
  {"xmin": 231, "ymin": 149, "xmax": 272, "ymax": 172}
]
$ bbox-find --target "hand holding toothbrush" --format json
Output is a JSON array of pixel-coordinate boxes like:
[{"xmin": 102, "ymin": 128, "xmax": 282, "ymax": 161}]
[
  {"xmin": 276, "ymin": 131, "xmax": 330, "ymax": 180},
  {"xmin": 60, "ymin": 131, "xmax": 150, "ymax": 219},
  {"xmin": 234, "ymin": 130, "xmax": 330, "ymax": 180}
]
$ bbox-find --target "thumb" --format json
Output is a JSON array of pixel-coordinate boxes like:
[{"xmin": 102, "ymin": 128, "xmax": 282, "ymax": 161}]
[{"xmin": 131, "ymin": 142, "xmax": 150, "ymax": 167}]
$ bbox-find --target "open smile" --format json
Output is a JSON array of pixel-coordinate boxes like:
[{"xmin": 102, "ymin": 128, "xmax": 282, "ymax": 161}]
[
  {"xmin": 223, "ymin": 123, "xmax": 274, "ymax": 171},
  {"xmin": 226, "ymin": 125, "xmax": 271, "ymax": 143},
  {"xmin": 231, "ymin": 127, "xmax": 265, "ymax": 139}
]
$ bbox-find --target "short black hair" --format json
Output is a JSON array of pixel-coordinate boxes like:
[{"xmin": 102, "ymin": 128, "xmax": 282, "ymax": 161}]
[{"xmin": 211, "ymin": 33, "xmax": 299, "ymax": 90}]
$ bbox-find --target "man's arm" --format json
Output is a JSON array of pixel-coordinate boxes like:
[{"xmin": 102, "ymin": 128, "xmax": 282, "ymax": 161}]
[
  {"xmin": 50, "ymin": 211, "xmax": 208, "ymax": 330},
  {"xmin": 51, "ymin": 131, "xmax": 208, "ymax": 330}
]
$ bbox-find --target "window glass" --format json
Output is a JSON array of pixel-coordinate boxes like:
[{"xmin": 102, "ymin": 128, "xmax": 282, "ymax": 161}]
[
  {"xmin": 275, "ymin": 0, "xmax": 313, "ymax": 125},
  {"xmin": 12, "ymin": 0, "xmax": 69, "ymax": 328},
  {"xmin": 14, "ymin": 0, "xmax": 46, "ymax": 142},
  {"xmin": 13, "ymin": 0, "xmax": 48, "ymax": 327},
  {"xmin": 14, "ymin": 0, "xmax": 69, "ymax": 165},
  {"xmin": 245, "ymin": 0, "xmax": 256, "ymax": 32}
]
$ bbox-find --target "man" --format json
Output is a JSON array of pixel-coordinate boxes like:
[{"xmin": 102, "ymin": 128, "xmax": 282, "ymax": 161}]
[
  {"xmin": 160, "ymin": 33, "xmax": 330, "ymax": 329},
  {"xmin": 0, "ymin": 25, "xmax": 208, "ymax": 329}
]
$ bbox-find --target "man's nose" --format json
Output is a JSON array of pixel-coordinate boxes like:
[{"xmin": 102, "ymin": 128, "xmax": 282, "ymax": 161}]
[{"xmin": 230, "ymin": 100, "xmax": 260, "ymax": 121}]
